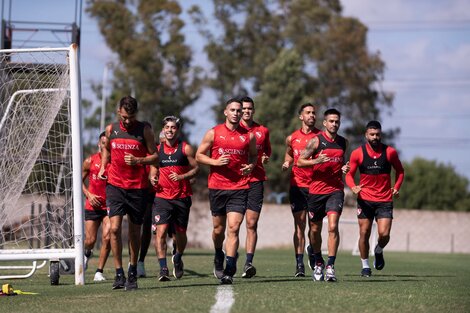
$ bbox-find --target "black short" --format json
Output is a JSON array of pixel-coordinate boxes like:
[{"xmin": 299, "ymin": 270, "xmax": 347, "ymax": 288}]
[
  {"xmin": 152, "ymin": 196, "xmax": 192, "ymax": 230},
  {"xmin": 84, "ymin": 209, "xmax": 107, "ymax": 221},
  {"xmin": 357, "ymin": 198, "xmax": 393, "ymax": 220},
  {"xmin": 106, "ymin": 184, "xmax": 147, "ymax": 225},
  {"xmin": 146, "ymin": 188, "xmax": 155, "ymax": 206},
  {"xmin": 307, "ymin": 190, "xmax": 344, "ymax": 222},
  {"xmin": 247, "ymin": 181, "xmax": 264, "ymax": 213},
  {"xmin": 289, "ymin": 186, "xmax": 309, "ymax": 213},
  {"xmin": 209, "ymin": 189, "xmax": 247, "ymax": 216}
]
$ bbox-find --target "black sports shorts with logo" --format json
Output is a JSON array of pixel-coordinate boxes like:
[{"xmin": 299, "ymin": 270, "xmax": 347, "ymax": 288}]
[
  {"xmin": 357, "ymin": 198, "xmax": 393, "ymax": 220},
  {"xmin": 209, "ymin": 189, "xmax": 248, "ymax": 216}
]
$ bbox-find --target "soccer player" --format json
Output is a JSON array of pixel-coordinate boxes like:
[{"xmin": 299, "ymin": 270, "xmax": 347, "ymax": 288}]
[
  {"xmin": 239, "ymin": 96, "xmax": 271, "ymax": 278},
  {"xmin": 82, "ymin": 131, "xmax": 111, "ymax": 282},
  {"xmin": 297, "ymin": 108, "xmax": 349, "ymax": 282},
  {"xmin": 345, "ymin": 121, "xmax": 404, "ymax": 277},
  {"xmin": 281, "ymin": 103, "xmax": 321, "ymax": 277},
  {"xmin": 149, "ymin": 116, "xmax": 199, "ymax": 281},
  {"xmin": 98, "ymin": 96, "xmax": 158, "ymax": 291},
  {"xmin": 196, "ymin": 98, "xmax": 257, "ymax": 285}
]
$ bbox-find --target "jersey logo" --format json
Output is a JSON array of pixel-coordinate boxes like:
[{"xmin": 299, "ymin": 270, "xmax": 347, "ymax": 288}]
[
  {"xmin": 94, "ymin": 163, "xmax": 100, "ymax": 168},
  {"xmin": 295, "ymin": 139, "xmax": 301, "ymax": 143},
  {"xmin": 239, "ymin": 136, "xmax": 246, "ymax": 142},
  {"xmin": 255, "ymin": 131, "xmax": 262, "ymax": 138},
  {"xmin": 111, "ymin": 142, "xmax": 116, "ymax": 149},
  {"xmin": 154, "ymin": 215, "xmax": 160, "ymax": 223},
  {"xmin": 219, "ymin": 135, "xmax": 226, "ymax": 140},
  {"xmin": 321, "ymin": 141, "xmax": 327, "ymax": 147},
  {"xmin": 218, "ymin": 148, "xmax": 225, "ymax": 155},
  {"xmin": 114, "ymin": 130, "xmax": 119, "ymax": 135},
  {"xmin": 357, "ymin": 208, "xmax": 362, "ymax": 216}
]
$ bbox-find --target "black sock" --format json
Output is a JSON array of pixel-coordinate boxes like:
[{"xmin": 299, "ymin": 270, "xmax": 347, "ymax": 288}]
[
  {"xmin": 128, "ymin": 264, "xmax": 137, "ymax": 276},
  {"xmin": 174, "ymin": 252, "xmax": 183, "ymax": 262},
  {"xmin": 85, "ymin": 249, "xmax": 92, "ymax": 258},
  {"xmin": 314, "ymin": 252, "xmax": 324, "ymax": 266},
  {"xmin": 327, "ymin": 256, "xmax": 336, "ymax": 266},
  {"xmin": 96, "ymin": 268, "xmax": 103, "ymax": 273},
  {"xmin": 158, "ymin": 258, "xmax": 168, "ymax": 269},
  {"xmin": 116, "ymin": 267, "xmax": 124, "ymax": 276},
  {"xmin": 246, "ymin": 253, "xmax": 254, "ymax": 264},
  {"xmin": 215, "ymin": 248, "xmax": 224, "ymax": 258},
  {"xmin": 296, "ymin": 254, "xmax": 304, "ymax": 265},
  {"xmin": 225, "ymin": 256, "xmax": 236, "ymax": 275}
]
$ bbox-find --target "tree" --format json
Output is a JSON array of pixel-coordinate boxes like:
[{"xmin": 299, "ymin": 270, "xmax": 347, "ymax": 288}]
[
  {"xmin": 190, "ymin": 0, "xmax": 398, "ymax": 192},
  {"xmin": 395, "ymin": 158, "xmax": 470, "ymax": 211},
  {"xmin": 255, "ymin": 49, "xmax": 307, "ymax": 192},
  {"xmin": 85, "ymin": 0, "xmax": 202, "ymax": 139}
]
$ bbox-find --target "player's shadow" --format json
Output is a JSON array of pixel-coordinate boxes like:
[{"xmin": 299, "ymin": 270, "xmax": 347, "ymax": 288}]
[{"xmin": 344, "ymin": 273, "xmax": 451, "ymax": 278}]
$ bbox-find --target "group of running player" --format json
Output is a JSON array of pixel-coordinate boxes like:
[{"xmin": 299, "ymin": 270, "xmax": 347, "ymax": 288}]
[{"xmin": 81, "ymin": 95, "xmax": 404, "ymax": 290}]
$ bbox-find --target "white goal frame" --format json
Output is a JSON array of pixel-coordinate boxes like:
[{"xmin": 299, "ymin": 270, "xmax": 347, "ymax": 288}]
[{"xmin": 0, "ymin": 44, "xmax": 84, "ymax": 285}]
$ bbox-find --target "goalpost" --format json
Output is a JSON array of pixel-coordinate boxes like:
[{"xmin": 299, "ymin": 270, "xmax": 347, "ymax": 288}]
[{"xmin": 0, "ymin": 44, "xmax": 84, "ymax": 285}]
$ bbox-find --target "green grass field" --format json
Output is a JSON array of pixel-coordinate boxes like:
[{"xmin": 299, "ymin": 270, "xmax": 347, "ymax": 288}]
[{"xmin": 1, "ymin": 249, "xmax": 469, "ymax": 313}]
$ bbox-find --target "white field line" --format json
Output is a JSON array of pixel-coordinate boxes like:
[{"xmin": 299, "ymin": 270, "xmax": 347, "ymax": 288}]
[{"xmin": 210, "ymin": 285, "xmax": 235, "ymax": 313}]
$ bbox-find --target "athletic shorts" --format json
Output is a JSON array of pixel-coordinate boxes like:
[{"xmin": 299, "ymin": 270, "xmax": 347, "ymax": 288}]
[
  {"xmin": 209, "ymin": 189, "xmax": 248, "ymax": 216},
  {"xmin": 106, "ymin": 184, "xmax": 147, "ymax": 225},
  {"xmin": 146, "ymin": 188, "xmax": 155, "ymax": 206},
  {"xmin": 289, "ymin": 186, "xmax": 309, "ymax": 213},
  {"xmin": 152, "ymin": 196, "xmax": 192, "ymax": 230},
  {"xmin": 247, "ymin": 181, "xmax": 264, "ymax": 213},
  {"xmin": 84, "ymin": 208, "xmax": 107, "ymax": 221},
  {"xmin": 307, "ymin": 190, "xmax": 345, "ymax": 222},
  {"xmin": 357, "ymin": 198, "xmax": 393, "ymax": 220}
]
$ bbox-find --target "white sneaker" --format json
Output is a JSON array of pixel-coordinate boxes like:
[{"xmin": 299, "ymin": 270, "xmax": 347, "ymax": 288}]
[
  {"xmin": 137, "ymin": 261, "xmax": 146, "ymax": 278},
  {"xmin": 325, "ymin": 265, "xmax": 337, "ymax": 282},
  {"xmin": 313, "ymin": 264, "xmax": 325, "ymax": 281},
  {"xmin": 93, "ymin": 271, "xmax": 106, "ymax": 281}
]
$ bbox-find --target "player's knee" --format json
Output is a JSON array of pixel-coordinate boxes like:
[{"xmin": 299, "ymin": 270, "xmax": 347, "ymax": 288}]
[
  {"xmin": 109, "ymin": 224, "xmax": 121, "ymax": 236},
  {"xmin": 359, "ymin": 228, "xmax": 371, "ymax": 238},
  {"xmin": 84, "ymin": 236, "xmax": 96, "ymax": 247},
  {"xmin": 227, "ymin": 223, "xmax": 241, "ymax": 235}
]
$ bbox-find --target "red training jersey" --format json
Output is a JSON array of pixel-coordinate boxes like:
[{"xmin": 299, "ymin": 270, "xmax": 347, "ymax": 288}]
[
  {"xmin": 208, "ymin": 124, "xmax": 251, "ymax": 190},
  {"xmin": 310, "ymin": 132, "xmax": 347, "ymax": 194},
  {"xmin": 85, "ymin": 153, "xmax": 107, "ymax": 211},
  {"xmin": 107, "ymin": 121, "xmax": 150, "ymax": 189},
  {"xmin": 289, "ymin": 128, "xmax": 321, "ymax": 188},
  {"xmin": 240, "ymin": 121, "xmax": 271, "ymax": 182},
  {"xmin": 154, "ymin": 140, "xmax": 192, "ymax": 199},
  {"xmin": 346, "ymin": 143, "xmax": 404, "ymax": 202}
]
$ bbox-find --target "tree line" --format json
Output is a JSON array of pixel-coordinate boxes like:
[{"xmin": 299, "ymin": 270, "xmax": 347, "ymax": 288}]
[{"xmin": 84, "ymin": 0, "xmax": 470, "ymax": 211}]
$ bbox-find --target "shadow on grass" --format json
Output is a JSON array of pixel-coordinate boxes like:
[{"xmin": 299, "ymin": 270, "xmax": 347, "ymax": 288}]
[{"xmin": 344, "ymin": 273, "xmax": 452, "ymax": 278}]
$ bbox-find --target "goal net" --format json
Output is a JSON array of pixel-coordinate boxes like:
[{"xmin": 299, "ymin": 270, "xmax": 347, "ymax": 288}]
[{"xmin": 0, "ymin": 45, "xmax": 84, "ymax": 285}]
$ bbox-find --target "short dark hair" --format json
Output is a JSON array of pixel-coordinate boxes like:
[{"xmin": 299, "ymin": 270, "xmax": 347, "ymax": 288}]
[
  {"xmin": 226, "ymin": 98, "xmax": 242, "ymax": 106},
  {"xmin": 298, "ymin": 103, "xmax": 315, "ymax": 115},
  {"xmin": 119, "ymin": 96, "xmax": 138, "ymax": 115},
  {"xmin": 162, "ymin": 115, "xmax": 181, "ymax": 128},
  {"xmin": 324, "ymin": 108, "xmax": 341, "ymax": 118},
  {"xmin": 99, "ymin": 131, "xmax": 106, "ymax": 139},
  {"xmin": 240, "ymin": 96, "xmax": 254, "ymax": 107},
  {"xmin": 366, "ymin": 120, "xmax": 382, "ymax": 130}
]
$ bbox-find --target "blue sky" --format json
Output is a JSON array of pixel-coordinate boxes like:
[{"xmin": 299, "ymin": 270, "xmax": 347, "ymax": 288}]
[{"xmin": 3, "ymin": 0, "xmax": 470, "ymax": 181}]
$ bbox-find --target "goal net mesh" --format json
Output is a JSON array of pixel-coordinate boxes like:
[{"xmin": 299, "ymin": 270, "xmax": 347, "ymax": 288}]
[{"xmin": 0, "ymin": 49, "xmax": 74, "ymax": 251}]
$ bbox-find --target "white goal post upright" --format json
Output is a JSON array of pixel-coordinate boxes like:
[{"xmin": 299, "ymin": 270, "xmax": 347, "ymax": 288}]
[{"xmin": 0, "ymin": 44, "xmax": 84, "ymax": 285}]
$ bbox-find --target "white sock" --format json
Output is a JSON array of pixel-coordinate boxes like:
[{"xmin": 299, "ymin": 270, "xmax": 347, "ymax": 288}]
[
  {"xmin": 361, "ymin": 258, "xmax": 370, "ymax": 269},
  {"xmin": 375, "ymin": 245, "xmax": 383, "ymax": 254}
]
